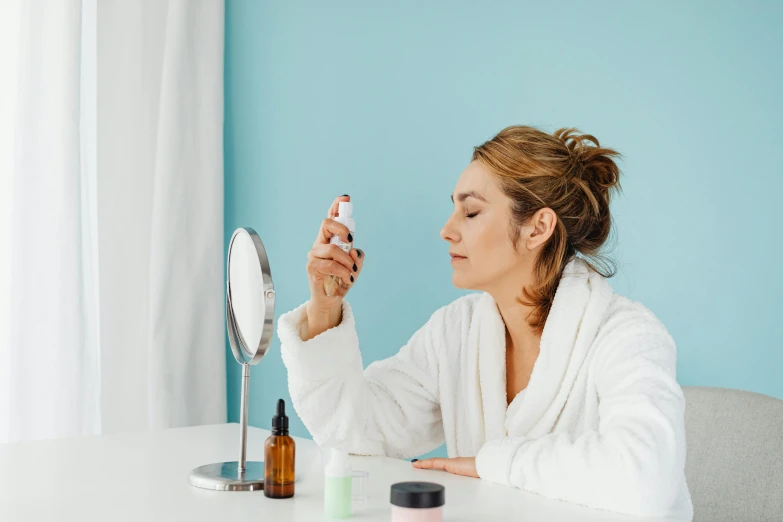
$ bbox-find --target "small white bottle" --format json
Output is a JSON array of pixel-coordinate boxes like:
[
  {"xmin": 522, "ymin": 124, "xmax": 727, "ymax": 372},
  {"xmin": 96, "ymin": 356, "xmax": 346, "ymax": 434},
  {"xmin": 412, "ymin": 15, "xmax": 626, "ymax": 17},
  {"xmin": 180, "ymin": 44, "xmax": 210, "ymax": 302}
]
[{"xmin": 324, "ymin": 201, "xmax": 356, "ymax": 297}]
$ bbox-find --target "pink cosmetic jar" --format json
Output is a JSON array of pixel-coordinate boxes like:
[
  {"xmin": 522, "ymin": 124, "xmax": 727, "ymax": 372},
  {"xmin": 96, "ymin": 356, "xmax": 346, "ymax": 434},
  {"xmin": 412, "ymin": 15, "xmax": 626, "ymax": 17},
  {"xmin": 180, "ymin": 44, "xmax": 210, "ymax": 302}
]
[{"xmin": 390, "ymin": 482, "xmax": 445, "ymax": 522}]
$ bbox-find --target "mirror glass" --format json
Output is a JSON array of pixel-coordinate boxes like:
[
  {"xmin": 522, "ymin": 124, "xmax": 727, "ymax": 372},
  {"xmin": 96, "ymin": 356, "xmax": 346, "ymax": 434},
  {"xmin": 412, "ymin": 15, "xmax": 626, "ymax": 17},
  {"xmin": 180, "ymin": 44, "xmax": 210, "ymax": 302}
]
[{"xmin": 228, "ymin": 230, "xmax": 266, "ymax": 358}]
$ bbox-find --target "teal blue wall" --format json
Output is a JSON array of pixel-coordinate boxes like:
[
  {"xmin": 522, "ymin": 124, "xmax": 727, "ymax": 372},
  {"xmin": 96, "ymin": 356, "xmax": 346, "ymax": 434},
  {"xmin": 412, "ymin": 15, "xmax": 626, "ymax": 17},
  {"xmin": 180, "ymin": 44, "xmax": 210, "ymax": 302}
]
[{"xmin": 224, "ymin": 0, "xmax": 783, "ymax": 455}]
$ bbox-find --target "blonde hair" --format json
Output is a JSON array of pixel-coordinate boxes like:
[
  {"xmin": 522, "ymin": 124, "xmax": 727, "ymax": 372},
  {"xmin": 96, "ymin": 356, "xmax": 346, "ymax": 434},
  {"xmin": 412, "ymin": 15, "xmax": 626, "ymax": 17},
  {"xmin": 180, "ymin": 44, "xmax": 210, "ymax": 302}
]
[{"xmin": 472, "ymin": 125, "xmax": 622, "ymax": 334}]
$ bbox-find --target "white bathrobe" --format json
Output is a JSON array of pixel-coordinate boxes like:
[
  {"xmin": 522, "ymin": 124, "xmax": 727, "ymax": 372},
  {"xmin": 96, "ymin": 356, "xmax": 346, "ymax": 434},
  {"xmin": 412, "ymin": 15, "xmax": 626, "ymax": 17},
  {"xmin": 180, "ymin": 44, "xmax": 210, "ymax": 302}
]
[{"xmin": 278, "ymin": 257, "xmax": 694, "ymax": 520}]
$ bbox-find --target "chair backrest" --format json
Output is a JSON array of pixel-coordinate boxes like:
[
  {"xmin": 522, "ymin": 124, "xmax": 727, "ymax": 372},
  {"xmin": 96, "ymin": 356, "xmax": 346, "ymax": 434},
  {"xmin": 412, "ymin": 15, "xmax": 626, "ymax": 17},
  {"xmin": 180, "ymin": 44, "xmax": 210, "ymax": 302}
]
[{"xmin": 683, "ymin": 386, "xmax": 783, "ymax": 521}]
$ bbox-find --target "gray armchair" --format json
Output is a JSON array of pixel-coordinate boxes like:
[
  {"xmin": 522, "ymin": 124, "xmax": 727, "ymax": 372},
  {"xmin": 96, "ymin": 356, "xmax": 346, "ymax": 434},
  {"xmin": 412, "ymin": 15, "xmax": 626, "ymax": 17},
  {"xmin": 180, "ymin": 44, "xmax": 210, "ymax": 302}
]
[{"xmin": 683, "ymin": 386, "xmax": 783, "ymax": 521}]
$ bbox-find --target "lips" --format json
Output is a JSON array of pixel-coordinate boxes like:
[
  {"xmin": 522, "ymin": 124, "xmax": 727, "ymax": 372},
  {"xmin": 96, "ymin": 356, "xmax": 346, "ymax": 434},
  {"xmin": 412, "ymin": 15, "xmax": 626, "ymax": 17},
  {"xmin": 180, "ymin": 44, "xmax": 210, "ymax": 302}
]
[{"xmin": 450, "ymin": 253, "xmax": 467, "ymax": 260}]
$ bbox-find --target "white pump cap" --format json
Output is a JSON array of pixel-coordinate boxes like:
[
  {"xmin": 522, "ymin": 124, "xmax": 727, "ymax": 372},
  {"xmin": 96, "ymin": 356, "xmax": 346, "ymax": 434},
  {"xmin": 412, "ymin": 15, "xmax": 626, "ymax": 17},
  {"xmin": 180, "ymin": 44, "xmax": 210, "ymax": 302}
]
[
  {"xmin": 337, "ymin": 201, "xmax": 353, "ymax": 217},
  {"xmin": 336, "ymin": 202, "xmax": 356, "ymax": 233},
  {"xmin": 325, "ymin": 447, "xmax": 352, "ymax": 478}
]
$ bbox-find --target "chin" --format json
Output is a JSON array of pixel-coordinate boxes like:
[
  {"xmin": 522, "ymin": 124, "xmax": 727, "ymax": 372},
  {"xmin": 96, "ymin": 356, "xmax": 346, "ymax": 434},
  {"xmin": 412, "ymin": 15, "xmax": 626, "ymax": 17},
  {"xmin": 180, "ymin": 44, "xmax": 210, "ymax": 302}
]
[{"xmin": 451, "ymin": 272, "xmax": 476, "ymax": 290}]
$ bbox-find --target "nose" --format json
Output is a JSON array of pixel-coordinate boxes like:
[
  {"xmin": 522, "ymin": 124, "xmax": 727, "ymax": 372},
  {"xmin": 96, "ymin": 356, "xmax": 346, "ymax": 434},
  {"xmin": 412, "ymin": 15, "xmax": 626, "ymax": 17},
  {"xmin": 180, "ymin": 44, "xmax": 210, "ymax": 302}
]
[{"xmin": 440, "ymin": 212, "xmax": 460, "ymax": 243}]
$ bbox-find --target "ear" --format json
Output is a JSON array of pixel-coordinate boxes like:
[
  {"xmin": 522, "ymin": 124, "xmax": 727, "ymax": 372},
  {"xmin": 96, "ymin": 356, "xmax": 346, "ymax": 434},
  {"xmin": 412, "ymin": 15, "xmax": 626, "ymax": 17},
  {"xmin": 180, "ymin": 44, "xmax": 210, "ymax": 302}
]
[{"xmin": 526, "ymin": 208, "xmax": 557, "ymax": 250}]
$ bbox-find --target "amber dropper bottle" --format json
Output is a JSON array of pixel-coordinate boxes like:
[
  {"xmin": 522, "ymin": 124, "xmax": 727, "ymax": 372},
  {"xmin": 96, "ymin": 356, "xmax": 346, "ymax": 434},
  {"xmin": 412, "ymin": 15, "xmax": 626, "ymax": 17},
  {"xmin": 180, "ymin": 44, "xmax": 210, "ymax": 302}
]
[{"xmin": 264, "ymin": 399, "xmax": 295, "ymax": 498}]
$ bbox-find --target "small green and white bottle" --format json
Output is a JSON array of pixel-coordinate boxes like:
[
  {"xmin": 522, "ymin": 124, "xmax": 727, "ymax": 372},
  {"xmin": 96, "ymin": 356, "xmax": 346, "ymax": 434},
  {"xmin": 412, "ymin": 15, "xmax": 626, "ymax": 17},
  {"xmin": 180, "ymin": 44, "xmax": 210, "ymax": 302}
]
[{"xmin": 323, "ymin": 447, "xmax": 353, "ymax": 519}]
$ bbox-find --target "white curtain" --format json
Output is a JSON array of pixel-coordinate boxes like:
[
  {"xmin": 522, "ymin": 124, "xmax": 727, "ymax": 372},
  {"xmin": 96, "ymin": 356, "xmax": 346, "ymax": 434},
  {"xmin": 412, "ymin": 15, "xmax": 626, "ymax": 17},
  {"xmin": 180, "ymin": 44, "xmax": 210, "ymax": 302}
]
[
  {"xmin": 2, "ymin": 0, "xmax": 226, "ymax": 443},
  {"xmin": 0, "ymin": 0, "xmax": 22, "ymax": 438},
  {"xmin": 5, "ymin": 0, "xmax": 100, "ymax": 443}
]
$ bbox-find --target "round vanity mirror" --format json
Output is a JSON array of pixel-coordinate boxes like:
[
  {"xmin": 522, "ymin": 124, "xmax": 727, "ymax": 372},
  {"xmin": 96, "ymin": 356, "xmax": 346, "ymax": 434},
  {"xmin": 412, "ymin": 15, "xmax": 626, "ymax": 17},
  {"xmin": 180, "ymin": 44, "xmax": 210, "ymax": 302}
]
[
  {"xmin": 226, "ymin": 228, "xmax": 274, "ymax": 364},
  {"xmin": 188, "ymin": 227, "xmax": 275, "ymax": 491}
]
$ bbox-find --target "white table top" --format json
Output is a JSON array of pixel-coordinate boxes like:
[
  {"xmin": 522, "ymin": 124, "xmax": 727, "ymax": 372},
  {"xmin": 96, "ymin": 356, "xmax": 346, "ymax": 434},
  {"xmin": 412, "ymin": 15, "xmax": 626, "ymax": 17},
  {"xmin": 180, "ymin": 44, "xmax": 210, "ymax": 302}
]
[{"xmin": 0, "ymin": 423, "xmax": 681, "ymax": 521}]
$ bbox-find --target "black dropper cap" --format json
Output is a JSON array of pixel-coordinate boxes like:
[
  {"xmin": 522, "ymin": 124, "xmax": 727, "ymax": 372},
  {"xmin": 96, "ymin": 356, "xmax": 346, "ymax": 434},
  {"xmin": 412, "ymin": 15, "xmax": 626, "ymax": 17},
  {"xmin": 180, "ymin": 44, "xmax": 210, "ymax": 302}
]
[{"xmin": 271, "ymin": 398, "xmax": 289, "ymax": 436}]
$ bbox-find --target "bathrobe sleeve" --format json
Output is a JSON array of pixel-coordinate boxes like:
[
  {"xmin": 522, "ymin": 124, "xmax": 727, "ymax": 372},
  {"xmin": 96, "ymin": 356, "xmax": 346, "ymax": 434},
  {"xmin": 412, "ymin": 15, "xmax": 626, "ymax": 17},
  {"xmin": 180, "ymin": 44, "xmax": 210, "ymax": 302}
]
[
  {"xmin": 475, "ymin": 314, "xmax": 687, "ymax": 518},
  {"xmin": 278, "ymin": 299, "xmax": 446, "ymax": 459}
]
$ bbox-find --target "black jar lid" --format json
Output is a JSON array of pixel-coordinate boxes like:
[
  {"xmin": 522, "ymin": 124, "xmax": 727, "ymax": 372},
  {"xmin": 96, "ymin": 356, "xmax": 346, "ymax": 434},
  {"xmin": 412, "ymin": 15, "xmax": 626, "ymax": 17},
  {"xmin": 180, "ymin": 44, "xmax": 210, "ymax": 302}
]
[{"xmin": 390, "ymin": 482, "xmax": 445, "ymax": 509}]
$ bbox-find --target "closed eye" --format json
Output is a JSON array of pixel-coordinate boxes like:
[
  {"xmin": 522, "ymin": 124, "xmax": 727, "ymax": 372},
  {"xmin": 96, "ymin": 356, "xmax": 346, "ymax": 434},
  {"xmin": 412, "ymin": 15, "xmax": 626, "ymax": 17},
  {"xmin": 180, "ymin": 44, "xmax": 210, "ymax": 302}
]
[{"xmin": 466, "ymin": 212, "xmax": 479, "ymax": 218}]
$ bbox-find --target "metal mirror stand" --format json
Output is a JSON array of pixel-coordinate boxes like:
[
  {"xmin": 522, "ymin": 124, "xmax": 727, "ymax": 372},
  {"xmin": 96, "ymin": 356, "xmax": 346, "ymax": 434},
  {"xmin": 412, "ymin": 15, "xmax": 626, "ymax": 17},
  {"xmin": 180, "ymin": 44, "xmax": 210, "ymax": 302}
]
[{"xmin": 188, "ymin": 228, "xmax": 275, "ymax": 491}]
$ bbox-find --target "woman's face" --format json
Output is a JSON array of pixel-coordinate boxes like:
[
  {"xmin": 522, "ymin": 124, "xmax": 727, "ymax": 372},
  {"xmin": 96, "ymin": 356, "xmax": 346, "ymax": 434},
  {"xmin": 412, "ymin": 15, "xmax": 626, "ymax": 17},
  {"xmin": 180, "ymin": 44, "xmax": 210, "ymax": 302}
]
[
  {"xmin": 441, "ymin": 160, "xmax": 555, "ymax": 293},
  {"xmin": 440, "ymin": 161, "xmax": 522, "ymax": 291}
]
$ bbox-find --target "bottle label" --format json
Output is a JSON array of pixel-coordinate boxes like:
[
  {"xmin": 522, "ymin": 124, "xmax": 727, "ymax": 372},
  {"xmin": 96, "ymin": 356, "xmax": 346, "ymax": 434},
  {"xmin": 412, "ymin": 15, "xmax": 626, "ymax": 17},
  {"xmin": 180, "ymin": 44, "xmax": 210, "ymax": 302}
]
[{"xmin": 330, "ymin": 234, "xmax": 353, "ymax": 253}]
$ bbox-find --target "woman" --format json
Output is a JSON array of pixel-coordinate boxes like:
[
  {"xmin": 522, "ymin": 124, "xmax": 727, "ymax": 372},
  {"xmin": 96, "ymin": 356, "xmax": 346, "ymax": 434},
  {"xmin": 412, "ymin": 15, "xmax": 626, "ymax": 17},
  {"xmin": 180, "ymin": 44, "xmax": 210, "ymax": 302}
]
[{"xmin": 277, "ymin": 125, "xmax": 693, "ymax": 519}]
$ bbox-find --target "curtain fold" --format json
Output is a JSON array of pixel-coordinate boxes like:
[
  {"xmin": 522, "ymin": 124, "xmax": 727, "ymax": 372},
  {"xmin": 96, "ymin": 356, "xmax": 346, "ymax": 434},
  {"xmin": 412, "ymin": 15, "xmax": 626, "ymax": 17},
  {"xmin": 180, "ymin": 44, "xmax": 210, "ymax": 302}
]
[
  {"xmin": 6, "ymin": 0, "xmax": 99, "ymax": 443},
  {"xmin": 146, "ymin": 0, "xmax": 226, "ymax": 429}
]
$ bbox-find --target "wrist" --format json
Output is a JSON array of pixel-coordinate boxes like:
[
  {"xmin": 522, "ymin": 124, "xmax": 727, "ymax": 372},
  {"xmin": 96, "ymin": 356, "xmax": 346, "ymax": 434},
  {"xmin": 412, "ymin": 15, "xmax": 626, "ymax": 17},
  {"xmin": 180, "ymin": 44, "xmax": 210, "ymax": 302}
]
[{"xmin": 305, "ymin": 301, "xmax": 342, "ymax": 340}]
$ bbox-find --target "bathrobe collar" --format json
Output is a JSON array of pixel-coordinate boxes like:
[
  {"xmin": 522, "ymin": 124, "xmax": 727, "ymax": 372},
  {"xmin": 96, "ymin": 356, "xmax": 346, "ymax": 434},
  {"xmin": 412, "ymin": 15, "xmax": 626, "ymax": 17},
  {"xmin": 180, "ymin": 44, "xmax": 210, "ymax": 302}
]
[{"xmin": 474, "ymin": 256, "xmax": 614, "ymax": 445}]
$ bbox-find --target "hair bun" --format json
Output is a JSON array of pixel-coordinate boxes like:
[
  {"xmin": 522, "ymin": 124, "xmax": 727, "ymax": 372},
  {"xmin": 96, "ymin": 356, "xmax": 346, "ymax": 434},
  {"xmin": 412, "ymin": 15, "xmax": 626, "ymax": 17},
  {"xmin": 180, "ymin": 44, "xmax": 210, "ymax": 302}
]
[{"xmin": 555, "ymin": 128, "xmax": 622, "ymax": 191}]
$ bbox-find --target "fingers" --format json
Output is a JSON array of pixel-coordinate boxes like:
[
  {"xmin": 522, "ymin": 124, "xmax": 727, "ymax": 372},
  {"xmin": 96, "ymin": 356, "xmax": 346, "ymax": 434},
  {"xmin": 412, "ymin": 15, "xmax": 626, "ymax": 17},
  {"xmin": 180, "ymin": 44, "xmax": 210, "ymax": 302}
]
[
  {"xmin": 327, "ymin": 195, "xmax": 351, "ymax": 219},
  {"xmin": 306, "ymin": 257, "xmax": 353, "ymax": 284},
  {"xmin": 412, "ymin": 458, "xmax": 447, "ymax": 471},
  {"xmin": 349, "ymin": 247, "xmax": 364, "ymax": 274},
  {"xmin": 310, "ymin": 243, "xmax": 356, "ymax": 274},
  {"xmin": 315, "ymin": 218, "xmax": 353, "ymax": 246},
  {"xmin": 411, "ymin": 457, "xmax": 479, "ymax": 478}
]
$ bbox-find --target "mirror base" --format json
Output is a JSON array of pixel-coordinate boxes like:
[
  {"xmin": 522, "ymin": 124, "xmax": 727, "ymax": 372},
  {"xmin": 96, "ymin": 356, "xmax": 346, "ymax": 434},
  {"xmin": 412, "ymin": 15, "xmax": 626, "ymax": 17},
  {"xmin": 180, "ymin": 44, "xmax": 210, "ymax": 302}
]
[{"xmin": 188, "ymin": 461, "xmax": 264, "ymax": 491}]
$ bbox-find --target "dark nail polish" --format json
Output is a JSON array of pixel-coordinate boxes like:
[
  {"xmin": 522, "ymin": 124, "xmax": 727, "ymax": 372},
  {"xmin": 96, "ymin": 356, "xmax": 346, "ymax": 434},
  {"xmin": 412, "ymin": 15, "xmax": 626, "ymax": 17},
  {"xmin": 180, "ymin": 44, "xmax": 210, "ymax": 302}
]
[
  {"xmin": 411, "ymin": 459, "xmax": 419, "ymax": 462},
  {"xmin": 341, "ymin": 194, "xmax": 349, "ymax": 197},
  {"xmin": 357, "ymin": 250, "xmax": 362, "ymax": 258},
  {"xmin": 347, "ymin": 233, "xmax": 353, "ymax": 242},
  {"xmin": 353, "ymin": 263, "xmax": 357, "ymax": 271},
  {"xmin": 350, "ymin": 275, "xmax": 354, "ymax": 282}
]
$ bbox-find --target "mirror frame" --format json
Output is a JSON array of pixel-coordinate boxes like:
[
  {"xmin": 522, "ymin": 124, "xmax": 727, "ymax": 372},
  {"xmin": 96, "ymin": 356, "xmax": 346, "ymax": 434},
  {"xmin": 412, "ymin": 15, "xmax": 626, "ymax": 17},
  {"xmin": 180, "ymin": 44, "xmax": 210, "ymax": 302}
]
[{"xmin": 226, "ymin": 227, "xmax": 275, "ymax": 365}]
